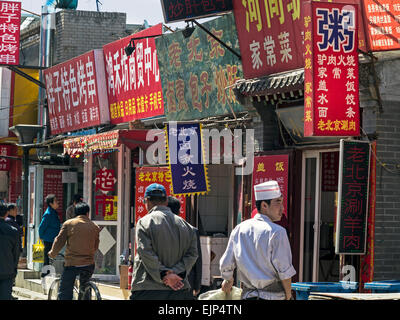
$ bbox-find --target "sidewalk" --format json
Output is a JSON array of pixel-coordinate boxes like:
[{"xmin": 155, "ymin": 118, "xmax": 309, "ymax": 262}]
[{"xmin": 14, "ymin": 269, "xmax": 129, "ymax": 300}]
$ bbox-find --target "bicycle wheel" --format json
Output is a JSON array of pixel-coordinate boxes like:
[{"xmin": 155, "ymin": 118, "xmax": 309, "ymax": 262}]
[
  {"xmin": 48, "ymin": 278, "xmax": 60, "ymax": 300},
  {"xmin": 48, "ymin": 278, "xmax": 79, "ymax": 300},
  {"xmin": 81, "ymin": 281, "xmax": 102, "ymax": 300}
]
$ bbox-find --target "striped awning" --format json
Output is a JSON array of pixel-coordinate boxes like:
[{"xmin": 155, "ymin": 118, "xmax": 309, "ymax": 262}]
[{"xmin": 63, "ymin": 129, "xmax": 152, "ymax": 156}]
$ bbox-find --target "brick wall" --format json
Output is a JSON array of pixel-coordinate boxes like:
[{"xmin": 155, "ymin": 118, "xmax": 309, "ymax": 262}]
[
  {"xmin": 54, "ymin": 10, "xmax": 127, "ymax": 64},
  {"xmin": 366, "ymin": 57, "xmax": 400, "ymax": 280}
]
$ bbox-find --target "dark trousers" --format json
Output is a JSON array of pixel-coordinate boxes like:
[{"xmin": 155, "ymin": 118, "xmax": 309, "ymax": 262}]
[
  {"xmin": 58, "ymin": 265, "xmax": 95, "ymax": 300},
  {"xmin": 43, "ymin": 241, "xmax": 53, "ymax": 267},
  {"xmin": 130, "ymin": 289, "xmax": 194, "ymax": 300},
  {"xmin": 0, "ymin": 278, "xmax": 13, "ymax": 300}
]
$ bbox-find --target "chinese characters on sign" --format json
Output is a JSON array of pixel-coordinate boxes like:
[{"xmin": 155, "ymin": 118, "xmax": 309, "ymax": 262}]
[
  {"xmin": 336, "ymin": 140, "xmax": 370, "ymax": 254},
  {"xmin": 44, "ymin": 50, "xmax": 109, "ymax": 135},
  {"xmin": 321, "ymin": 151, "xmax": 339, "ymax": 192},
  {"xmin": 252, "ymin": 155, "xmax": 289, "ymax": 223},
  {"xmin": 304, "ymin": 1, "xmax": 360, "ymax": 137},
  {"xmin": 135, "ymin": 166, "xmax": 186, "ymax": 223},
  {"xmin": 43, "ymin": 169, "xmax": 64, "ymax": 222},
  {"xmin": 94, "ymin": 167, "xmax": 118, "ymax": 221},
  {"xmin": 103, "ymin": 24, "xmax": 164, "ymax": 124},
  {"xmin": 232, "ymin": 0, "xmax": 304, "ymax": 79},
  {"xmin": 0, "ymin": 1, "xmax": 21, "ymax": 65},
  {"xmin": 362, "ymin": 0, "xmax": 400, "ymax": 51},
  {"xmin": 167, "ymin": 123, "xmax": 209, "ymax": 196},
  {"xmin": 161, "ymin": 0, "xmax": 233, "ymax": 23},
  {"xmin": 0, "ymin": 144, "xmax": 11, "ymax": 171},
  {"xmin": 155, "ymin": 13, "xmax": 244, "ymax": 121}
]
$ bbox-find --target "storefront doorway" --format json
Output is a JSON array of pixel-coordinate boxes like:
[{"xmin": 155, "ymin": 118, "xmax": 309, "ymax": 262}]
[{"xmin": 300, "ymin": 149, "xmax": 340, "ymax": 282}]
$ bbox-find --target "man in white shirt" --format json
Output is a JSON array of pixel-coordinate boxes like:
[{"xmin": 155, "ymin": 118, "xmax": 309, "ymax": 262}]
[{"xmin": 219, "ymin": 180, "xmax": 296, "ymax": 300}]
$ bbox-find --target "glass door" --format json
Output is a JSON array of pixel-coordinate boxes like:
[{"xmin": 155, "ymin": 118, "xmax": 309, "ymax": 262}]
[
  {"xmin": 300, "ymin": 152, "xmax": 319, "ymax": 282},
  {"xmin": 300, "ymin": 149, "xmax": 340, "ymax": 282},
  {"xmin": 87, "ymin": 147, "xmax": 123, "ymax": 281}
]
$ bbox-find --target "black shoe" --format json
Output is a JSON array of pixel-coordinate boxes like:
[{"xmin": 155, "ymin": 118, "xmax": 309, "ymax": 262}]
[{"xmin": 11, "ymin": 296, "xmax": 18, "ymax": 300}]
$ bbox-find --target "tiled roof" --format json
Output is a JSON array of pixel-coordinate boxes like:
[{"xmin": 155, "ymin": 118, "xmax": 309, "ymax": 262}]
[{"xmin": 234, "ymin": 68, "xmax": 304, "ymax": 99}]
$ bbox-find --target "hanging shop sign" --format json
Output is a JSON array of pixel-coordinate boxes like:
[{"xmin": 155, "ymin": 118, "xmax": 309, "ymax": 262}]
[
  {"xmin": 103, "ymin": 24, "xmax": 164, "ymax": 124},
  {"xmin": 135, "ymin": 166, "xmax": 186, "ymax": 224},
  {"xmin": 161, "ymin": 0, "xmax": 233, "ymax": 23},
  {"xmin": 362, "ymin": 0, "xmax": 400, "ymax": 51},
  {"xmin": 336, "ymin": 139, "xmax": 371, "ymax": 255},
  {"xmin": 44, "ymin": 49, "xmax": 110, "ymax": 135},
  {"xmin": 155, "ymin": 13, "xmax": 244, "ymax": 121},
  {"xmin": 303, "ymin": 1, "xmax": 360, "ymax": 137},
  {"xmin": 251, "ymin": 154, "xmax": 289, "ymax": 220},
  {"xmin": 359, "ymin": 141, "xmax": 376, "ymax": 291},
  {"xmin": 0, "ymin": 1, "xmax": 21, "ymax": 65},
  {"xmin": 43, "ymin": 169, "xmax": 64, "ymax": 222},
  {"xmin": 166, "ymin": 122, "xmax": 210, "ymax": 196},
  {"xmin": 94, "ymin": 166, "xmax": 118, "ymax": 221},
  {"xmin": 0, "ymin": 144, "xmax": 12, "ymax": 171},
  {"xmin": 232, "ymin": 0, "xmax": 303, "ymax": 79}
]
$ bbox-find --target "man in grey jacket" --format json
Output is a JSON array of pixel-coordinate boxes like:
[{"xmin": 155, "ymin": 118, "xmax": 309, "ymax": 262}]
[{"xmin": 130, "ymin": 183, "xmax": 198, "ymax": 300}]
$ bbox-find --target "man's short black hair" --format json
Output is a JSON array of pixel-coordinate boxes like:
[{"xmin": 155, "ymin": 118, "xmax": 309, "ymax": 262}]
[
  {"xmin": 0, "ymin": 203, "xmax": 7, "ymax": 218},
  {"xmin": 7, "ymin": 203, "xmax": 16, "ymax": 211},
  {"xmin": 146, "ymin": 195, "xmax": 167, "ymax": 205},
  {"xmin": 75, "ymin": 202, "xmax": 90, "ymax": 216},
  {"xmin": 255, "ymin": 199, "xmax": 271, "ymax": 212},
  {"xmin": 46, "ymin": 194, "xmax": 56, "ymax": 206},
  {"xmin": 73, "ymin": 194, "xmax": 83, "ymax": 203},
  {"xmin": 167, "ymin": 196, "xmax": 181, "ymax": 215}
]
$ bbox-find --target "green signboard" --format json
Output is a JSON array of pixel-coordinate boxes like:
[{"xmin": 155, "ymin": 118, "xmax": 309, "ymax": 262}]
[{"xmin": 155, "ymin": 13, "xmax": 244, "ymax": 121}]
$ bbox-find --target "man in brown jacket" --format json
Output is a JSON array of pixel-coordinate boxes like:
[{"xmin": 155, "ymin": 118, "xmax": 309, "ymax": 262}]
[{"xmin": 49, "ymin": 202, "xmax": 100, "ymax": 300}]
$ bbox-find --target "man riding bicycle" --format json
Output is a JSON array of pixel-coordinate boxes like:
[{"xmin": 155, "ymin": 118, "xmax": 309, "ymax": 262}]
[{"xmin": 48, "ymin": 202, "xmax": 100, "ymax": 300}]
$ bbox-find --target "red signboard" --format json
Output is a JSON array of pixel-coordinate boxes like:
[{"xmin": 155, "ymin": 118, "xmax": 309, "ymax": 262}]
[
  {"xmin": 0, "ymin": 144, "xmax": 12, "ymax": 171},
  {"xmin": 43, "ymin": 169, "xmax": 64, "ymax": 222},
  {"xmin": 304, "ymin": 1, "xmax": 360, "ymax": 137},
  {"xmin": 252, "ymin": 154, "xmax": 289, "ymax": 220},
  {"xmin": 362, "ymin": 0, "xmax": 400, "ymax": 51},
  {"xmin": 103, "ymin": 24, "xmax": 165, "ymax": 124},
  {"xmin": 233, "ymin": 0, "xmax": 304, "ymax": 79},
  {"xmin": 44, "ymin": 50, "xmax": 110, "ymax": 135},
  {"xmin": 0, "ymin": 1, "xmax": 21, "ymax": 65},
  {"xmin": 135, "ymin": 167, "xmax": 186, "ymax": 224}
]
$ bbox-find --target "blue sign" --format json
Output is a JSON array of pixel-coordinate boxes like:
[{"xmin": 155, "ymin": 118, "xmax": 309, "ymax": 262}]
[{"xmin": 166, "ymin": 122, "xmax": 209, "ymax": 196}]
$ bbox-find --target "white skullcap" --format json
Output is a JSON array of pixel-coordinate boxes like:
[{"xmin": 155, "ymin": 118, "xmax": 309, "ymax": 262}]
[{"xmin": 254, "ymin": 180, "xmax": 282, "ymax": 201}]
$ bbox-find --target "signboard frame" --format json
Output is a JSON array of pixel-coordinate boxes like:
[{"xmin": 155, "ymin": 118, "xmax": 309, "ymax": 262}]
[
  {"xmin": 303, "ymin": 0, "xmax": 360, "ymax": 137},
  {"xmin": 160, "ymin": 0, "xmax": 233, "ymax": 23},
  {"xmin": 335, "ymin": 139, "xmax": 371, "ymax": 255}
]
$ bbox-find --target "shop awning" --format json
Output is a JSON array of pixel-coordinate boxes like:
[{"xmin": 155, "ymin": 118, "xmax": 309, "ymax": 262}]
[
  {"xmin": 234, "ymin": 68, "xmax": 304, "ymax": 101},
  {"xmin": 63, "ymin": 129, "xmax": 152, "ymax": 156}
]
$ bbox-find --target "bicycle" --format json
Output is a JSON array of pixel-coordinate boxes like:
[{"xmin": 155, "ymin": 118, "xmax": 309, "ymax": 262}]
[{"xmin": 47, "ymin": 254, "xmax": 102, "ymax": 300}]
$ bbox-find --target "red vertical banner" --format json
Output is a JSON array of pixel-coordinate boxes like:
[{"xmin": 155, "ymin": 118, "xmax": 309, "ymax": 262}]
[
  {"xmin": 135, "ymin": 167, "xmax": 186, "ymax": 224},
  {"xmin": 303, "ymin": 1, "xmax": 360, "ymax": 137},
  {"xmin": 43, "ymin": 169, "xmax": 64, "ymax": 222},
  {"xmin": 360, "ymin": 141, "xmax": 376, "ymax": 292},
  {"xmin": 0, "ymin": 1, "xmax": 21, "ymax": 65},
  {"xmin": 252, "ymin": 155, "xmax": 289, "ymax": 223},
  {"xmin": 0, "ymin": 144, "xmax": 12, "ymax": 171}
]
